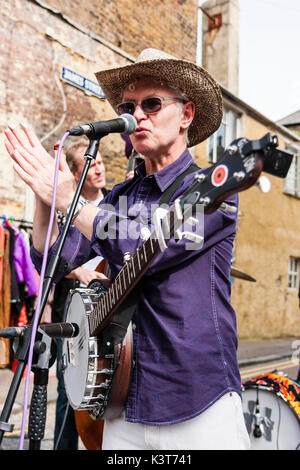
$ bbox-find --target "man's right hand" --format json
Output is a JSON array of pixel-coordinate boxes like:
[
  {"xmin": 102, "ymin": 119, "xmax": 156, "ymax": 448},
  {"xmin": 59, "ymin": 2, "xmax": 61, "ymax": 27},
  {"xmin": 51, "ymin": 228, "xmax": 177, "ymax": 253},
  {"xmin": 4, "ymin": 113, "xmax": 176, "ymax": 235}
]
[{"xmin": 4, "ymin": 123, "xmax": 75, "ymax": 213}]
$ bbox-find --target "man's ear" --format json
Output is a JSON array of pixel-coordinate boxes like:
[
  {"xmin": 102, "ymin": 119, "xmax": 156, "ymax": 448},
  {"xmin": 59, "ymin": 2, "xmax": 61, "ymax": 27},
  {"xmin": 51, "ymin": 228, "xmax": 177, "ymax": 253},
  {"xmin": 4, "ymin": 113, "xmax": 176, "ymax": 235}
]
[{"xmin": 180, "ymin": 102, "xmax": 195, "ymax": 131}]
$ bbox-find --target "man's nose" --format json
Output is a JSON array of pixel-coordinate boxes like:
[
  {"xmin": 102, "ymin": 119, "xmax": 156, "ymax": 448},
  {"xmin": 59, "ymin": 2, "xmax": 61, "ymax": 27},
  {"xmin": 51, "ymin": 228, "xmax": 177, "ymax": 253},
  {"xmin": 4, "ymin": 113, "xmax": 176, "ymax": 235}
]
[{"xmin": 133, "ymin": 103, "xmax": 147, "ymax": 121}]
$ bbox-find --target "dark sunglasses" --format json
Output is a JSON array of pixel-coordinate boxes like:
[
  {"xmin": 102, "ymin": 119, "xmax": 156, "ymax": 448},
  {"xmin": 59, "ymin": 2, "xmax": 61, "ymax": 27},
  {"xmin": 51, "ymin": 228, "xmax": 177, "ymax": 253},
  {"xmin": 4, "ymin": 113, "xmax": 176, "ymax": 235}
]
[{"xmin": 117, "ymin": 95, "xmax": 186, "ymax": 116}]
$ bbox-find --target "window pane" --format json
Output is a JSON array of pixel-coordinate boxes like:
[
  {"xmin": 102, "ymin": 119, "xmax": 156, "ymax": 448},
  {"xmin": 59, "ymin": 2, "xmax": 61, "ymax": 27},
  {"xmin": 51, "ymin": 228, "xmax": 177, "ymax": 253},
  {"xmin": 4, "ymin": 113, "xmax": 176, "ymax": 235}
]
[
  {"xmin": 228, "ymin": 111, "xmax": 237, "ymax": 145},
  {"xmin": 216, "ymin": 123, "xmax": 225, "ymax": 161},
  {"xmin": 288, "ymin": 257, "xmax": 299, "ymax": 289},
  {"xmin": 208, "ymin": 135, "xmax": 214, "ymax": 163},
  {"xmin": 207, "ymin": 108, "xmax": 239, "ymax": 163},
  {"xmin": 295, "ymin": 155, "xmax": 299, "ymax": 191},
  {"xmin": 284, "ymin": 148, "xmax": 300, "ymax": 197}
]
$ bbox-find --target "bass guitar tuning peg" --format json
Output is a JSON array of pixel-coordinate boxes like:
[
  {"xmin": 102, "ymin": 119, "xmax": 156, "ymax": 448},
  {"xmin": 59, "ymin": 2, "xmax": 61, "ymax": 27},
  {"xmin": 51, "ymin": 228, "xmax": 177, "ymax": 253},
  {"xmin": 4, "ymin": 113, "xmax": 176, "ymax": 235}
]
[{"xmin": 218, "ymin": 203, "xmax": 238, "ymax": 214}]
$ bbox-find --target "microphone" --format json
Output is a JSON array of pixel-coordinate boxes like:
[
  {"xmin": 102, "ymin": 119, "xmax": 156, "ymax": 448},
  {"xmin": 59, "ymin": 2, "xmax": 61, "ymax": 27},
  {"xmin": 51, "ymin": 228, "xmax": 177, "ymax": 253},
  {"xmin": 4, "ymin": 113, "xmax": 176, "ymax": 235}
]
[
  {"xmin": 0, "ymin": 322, "xmax": 79, "ymax": 339},
  {"xmin": 68, "ymin": 113, "xmax": 137, "ymax": 137}
]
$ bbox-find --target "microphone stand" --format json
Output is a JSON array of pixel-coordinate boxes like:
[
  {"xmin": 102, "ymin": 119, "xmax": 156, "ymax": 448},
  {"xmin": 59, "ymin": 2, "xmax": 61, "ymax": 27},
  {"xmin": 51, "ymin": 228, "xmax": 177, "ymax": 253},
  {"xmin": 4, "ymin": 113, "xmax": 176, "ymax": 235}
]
[{"xmin": 0, "ymin": 137, "xmax": 101, "ymax": 450}]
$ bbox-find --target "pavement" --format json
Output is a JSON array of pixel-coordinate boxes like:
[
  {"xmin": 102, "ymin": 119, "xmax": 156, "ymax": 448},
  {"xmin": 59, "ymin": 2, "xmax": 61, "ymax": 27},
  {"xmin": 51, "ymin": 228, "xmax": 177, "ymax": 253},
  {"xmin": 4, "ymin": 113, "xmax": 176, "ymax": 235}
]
[
  {"xmin": 0, "ymin": 335, "xmax": 299, "ymax": 451},
  {"xmin": 237, "ymin": 335, "xmax": 299, "ymax": 367}
]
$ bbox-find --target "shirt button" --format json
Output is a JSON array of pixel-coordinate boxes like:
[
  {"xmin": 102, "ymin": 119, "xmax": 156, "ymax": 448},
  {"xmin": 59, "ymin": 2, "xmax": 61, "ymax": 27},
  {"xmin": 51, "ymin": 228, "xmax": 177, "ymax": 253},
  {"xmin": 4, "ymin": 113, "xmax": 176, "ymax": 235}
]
[{"xmin": 132, "ymin": 322, "xmax": 136, "ymax": 330}]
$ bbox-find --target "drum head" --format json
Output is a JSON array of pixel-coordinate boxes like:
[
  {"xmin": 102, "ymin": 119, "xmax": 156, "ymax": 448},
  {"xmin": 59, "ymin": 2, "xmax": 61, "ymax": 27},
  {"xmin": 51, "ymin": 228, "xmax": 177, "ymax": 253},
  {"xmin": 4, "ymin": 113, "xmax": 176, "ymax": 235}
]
[{"xmin": 242, "ymin": 377, "xmax": 300, "ymax": 450}]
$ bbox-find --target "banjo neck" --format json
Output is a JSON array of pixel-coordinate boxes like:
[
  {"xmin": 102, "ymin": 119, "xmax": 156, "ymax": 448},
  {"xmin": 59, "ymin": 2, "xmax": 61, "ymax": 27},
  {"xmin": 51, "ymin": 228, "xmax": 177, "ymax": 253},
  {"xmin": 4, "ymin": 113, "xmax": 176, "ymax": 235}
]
[{"xmin": 88, "ymin": 232, "xmax": 162, "ymax": 337}]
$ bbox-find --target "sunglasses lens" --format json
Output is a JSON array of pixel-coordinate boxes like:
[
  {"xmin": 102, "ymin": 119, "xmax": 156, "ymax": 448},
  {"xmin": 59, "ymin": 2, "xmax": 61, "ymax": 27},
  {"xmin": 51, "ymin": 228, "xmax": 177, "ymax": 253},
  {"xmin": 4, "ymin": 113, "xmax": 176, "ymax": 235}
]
[
  {"xmin": 142, "ymin": 97, "xmax": 162, "ymax": 113},
  {"xmin": 117, "ymin": 97, "xmax": 163, "ymax": 115},
  {"xmin": 117, "ymin": 102, "xmax": 135, "ymax": 115}
]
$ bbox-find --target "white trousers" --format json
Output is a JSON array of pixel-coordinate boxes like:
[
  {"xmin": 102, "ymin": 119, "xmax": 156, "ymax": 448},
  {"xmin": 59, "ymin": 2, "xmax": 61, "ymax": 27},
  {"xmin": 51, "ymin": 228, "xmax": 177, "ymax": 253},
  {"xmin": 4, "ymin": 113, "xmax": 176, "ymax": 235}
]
[{"xmin": 102, "ymin": 392, "xmax": 250, "ymax": 450}]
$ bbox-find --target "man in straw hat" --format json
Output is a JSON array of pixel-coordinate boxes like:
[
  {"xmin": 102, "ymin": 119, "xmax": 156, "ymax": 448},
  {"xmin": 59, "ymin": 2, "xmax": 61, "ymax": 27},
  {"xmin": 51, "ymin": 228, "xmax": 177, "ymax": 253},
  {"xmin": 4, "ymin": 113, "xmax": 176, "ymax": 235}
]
[{"xmin": 4, "ymin": 48, "xmax": 250, "ymax": 450}]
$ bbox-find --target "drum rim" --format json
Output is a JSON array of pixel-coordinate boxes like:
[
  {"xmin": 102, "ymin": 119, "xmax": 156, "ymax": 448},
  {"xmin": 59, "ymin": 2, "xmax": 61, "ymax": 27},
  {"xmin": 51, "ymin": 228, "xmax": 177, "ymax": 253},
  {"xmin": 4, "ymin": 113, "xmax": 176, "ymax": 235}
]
[{"xmin": 242, "ymin": 372, "xmax": 300, "ymax": 423}]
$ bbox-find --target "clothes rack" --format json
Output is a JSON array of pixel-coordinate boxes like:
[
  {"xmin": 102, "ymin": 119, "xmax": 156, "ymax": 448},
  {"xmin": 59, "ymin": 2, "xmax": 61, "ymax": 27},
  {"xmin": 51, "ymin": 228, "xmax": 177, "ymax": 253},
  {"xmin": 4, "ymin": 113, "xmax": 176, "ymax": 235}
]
[{"xmin": 0, "ymin": 215, "xmax": 33, "ymax": 228}]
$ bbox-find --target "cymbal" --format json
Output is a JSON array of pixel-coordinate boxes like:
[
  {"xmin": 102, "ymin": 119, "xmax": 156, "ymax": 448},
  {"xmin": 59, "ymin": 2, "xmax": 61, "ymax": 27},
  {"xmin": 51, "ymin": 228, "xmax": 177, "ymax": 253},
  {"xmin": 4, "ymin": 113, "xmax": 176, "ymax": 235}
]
[{"xmin": 230, "ymin": 267, "xmax": 256, "ymax": 282}]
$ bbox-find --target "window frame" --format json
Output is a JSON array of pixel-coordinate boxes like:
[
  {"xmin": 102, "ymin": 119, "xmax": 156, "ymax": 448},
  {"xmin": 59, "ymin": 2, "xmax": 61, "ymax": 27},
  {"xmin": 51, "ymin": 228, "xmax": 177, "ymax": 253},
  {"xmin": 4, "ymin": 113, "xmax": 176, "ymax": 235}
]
[
  {"xmin": 284, "ymin": 145, "xmax": 300, "ymax": 198},
  {"xmin": 207, "ymin": 107, "xmax": 242, "ymax": 164},
  {"xmin": 288, "ymin": 256, "xmax": 299, "ymax": 290}
]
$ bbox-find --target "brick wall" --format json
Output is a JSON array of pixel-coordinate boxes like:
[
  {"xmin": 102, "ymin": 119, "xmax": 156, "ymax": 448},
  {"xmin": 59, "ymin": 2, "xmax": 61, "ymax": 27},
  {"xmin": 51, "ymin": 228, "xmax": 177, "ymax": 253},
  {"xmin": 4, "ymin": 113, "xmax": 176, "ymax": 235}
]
[
  {"xmin": 44, "ymin": 0, "xmax": 198, "ymax": 61},
  {"xmin": 0, "ymin": 0, "xmax": 198, "ymax": 218}
]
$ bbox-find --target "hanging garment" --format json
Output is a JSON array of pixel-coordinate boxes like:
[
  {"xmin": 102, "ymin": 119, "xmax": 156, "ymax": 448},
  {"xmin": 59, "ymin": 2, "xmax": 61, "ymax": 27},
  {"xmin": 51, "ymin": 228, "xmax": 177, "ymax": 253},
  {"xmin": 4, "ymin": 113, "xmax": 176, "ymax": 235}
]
[
  {"xmin": 0, "ymin": 225, "xmax": 4, "ymax": 304},
  {"xmin": 0, "ymin": 228, "xmax": 11, "ymax": 367},
  {"xmin": 13, "ymin": 229, "xmax": 38, "ymax": 297},
  {"xmin": 4, "ymin": 225, "xmax": 20, "ymax": 319},
  {"xmin": 4, "ymin": 225, "xmax": 38, "ymax": 323}
]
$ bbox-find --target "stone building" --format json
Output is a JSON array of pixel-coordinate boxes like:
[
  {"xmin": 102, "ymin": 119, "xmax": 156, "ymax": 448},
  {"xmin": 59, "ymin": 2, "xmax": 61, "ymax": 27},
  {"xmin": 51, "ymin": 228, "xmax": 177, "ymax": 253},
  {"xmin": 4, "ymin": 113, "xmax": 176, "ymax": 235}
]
[
  {"xmin": 278, "ymin": 110, "xmax": 300, "ymax": 136},
  {"xmin": 0, "ymin": 0, "xmax": 299, "ymax": 340},
  {"xmin": 198, "ymin": 0, "xmax": 300, "ymax": 339}
]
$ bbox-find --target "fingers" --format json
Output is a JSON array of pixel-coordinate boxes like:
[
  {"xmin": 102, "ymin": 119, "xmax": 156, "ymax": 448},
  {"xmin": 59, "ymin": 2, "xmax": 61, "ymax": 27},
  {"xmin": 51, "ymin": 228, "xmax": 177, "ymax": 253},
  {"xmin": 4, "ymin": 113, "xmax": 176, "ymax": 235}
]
[
  {"xmin": 5, "ymin": 124, "xmax": 51, "ymax": 168},
  {"xmin": 73, "ymin": 267, "xmax": 111, "ymax": 286},
  {"xmin": 11, "ymin": 147, "xmax": 37, "ymax": 177},
  {"xmin": 94, "ymin": 271, "xmax": 109, "ymax": 280},
  {"xmin": 12, "ymin": 160, "xmax": 34, "ymax": 186},
  {"xmin": 93, "ymin": 271, "xmax": 111, "ymax": 286},
  {"xmin": 5, "ymin": 123, "xmax": 35, "ymax": 155},
  {"xmin": 21, "ymin": 123, "xmax": 44, "ymax": 150},
  {"xmin": 5, "ymin": 133, "xmax": 40, "ymax": 173}
]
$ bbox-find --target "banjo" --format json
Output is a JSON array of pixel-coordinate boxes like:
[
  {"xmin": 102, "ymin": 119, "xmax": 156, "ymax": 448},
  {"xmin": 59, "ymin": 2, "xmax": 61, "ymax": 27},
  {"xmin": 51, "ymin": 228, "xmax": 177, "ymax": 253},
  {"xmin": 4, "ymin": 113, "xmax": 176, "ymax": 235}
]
[{"xmin": 61, "ymin": 134, "xmax": 293, "ymax": 421}]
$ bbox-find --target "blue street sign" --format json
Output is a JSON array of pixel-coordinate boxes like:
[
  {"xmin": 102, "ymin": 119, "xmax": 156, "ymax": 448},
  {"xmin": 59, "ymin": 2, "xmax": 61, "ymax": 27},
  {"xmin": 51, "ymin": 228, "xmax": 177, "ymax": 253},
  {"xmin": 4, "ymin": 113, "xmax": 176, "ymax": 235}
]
[{"xmin": 61, "ymin": 67, "xmax": 105, "ymax": 99}]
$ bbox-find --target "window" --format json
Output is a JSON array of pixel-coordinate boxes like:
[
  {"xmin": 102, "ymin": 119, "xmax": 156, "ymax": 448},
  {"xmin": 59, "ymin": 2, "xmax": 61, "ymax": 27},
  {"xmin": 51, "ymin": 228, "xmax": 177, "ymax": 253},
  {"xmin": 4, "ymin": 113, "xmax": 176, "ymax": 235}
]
[
  {"xmin": 208, "ymin": 108, "xmax": 240, "ymax": 163},
  {"xmin": 288, "ymin": 256, "xmax": 299, "ymax": 289},
  {"xmin": 284, "ymin": 146, "xmax": 300, "ymax": 197}
]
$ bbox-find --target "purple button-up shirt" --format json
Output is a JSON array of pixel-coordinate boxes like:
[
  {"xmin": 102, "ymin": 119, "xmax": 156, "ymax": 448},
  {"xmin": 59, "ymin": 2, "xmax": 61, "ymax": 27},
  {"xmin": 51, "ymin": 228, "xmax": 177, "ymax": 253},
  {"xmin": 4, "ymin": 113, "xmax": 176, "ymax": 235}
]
[{"xmin": 31, "ymin": 149, "xmax": 241, "ymax": 425}]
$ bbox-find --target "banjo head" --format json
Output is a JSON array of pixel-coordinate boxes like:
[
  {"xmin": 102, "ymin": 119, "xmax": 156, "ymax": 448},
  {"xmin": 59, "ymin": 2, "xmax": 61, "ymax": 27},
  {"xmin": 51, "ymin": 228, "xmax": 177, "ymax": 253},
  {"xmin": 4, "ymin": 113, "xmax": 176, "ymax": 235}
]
[{"xmin": 62, "ymin": 290, "xmax": 91, "ymax": 409}]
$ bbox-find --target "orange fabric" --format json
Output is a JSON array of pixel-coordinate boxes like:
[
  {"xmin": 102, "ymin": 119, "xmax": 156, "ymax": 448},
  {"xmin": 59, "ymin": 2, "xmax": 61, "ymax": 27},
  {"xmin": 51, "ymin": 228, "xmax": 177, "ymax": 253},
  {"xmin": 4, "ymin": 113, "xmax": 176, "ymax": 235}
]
[
  {"xmin": 0, "ymin": 225, "xmax": 4, "ymax": 297},
  {"xmin": 0, "ymin": 229, "xmax": 11, "ymax": 367}
]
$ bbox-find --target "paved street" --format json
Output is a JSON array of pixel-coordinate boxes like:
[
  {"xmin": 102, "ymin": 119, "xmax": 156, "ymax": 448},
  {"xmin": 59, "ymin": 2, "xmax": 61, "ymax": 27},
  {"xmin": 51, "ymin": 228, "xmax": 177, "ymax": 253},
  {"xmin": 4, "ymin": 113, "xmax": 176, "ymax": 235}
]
[
  {"xmin": 0, "ymin": 335, "xmax": 299, "ymax": 451},
  {"xmin": 0, "ymin": 363, "xmax": 85, "ymax": 450}
]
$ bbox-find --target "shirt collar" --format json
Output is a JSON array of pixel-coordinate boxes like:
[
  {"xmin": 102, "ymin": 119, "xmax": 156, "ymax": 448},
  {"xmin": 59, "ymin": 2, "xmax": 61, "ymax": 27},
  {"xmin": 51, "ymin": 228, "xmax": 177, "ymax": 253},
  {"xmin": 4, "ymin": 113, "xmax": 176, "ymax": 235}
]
[{"xmin": 135, "ymin": 148, "xmax": 195, "ymax": 192}]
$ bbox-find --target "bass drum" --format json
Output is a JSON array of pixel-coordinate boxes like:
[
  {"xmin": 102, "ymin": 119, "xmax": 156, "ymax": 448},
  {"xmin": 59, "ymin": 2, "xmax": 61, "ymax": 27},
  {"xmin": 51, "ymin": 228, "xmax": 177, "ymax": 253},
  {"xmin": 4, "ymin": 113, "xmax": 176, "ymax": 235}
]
[{"xmin": 242, "ymin": 372, "xmax": 300, "ymax": 450}]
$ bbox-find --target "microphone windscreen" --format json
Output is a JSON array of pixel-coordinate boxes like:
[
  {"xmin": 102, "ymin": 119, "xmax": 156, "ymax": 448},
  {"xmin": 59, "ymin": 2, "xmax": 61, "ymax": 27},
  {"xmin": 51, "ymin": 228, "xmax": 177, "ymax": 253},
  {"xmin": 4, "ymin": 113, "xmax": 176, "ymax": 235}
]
[{"xmin": 119, "ymin": 114, "xmax": 137, "ymax": 135}]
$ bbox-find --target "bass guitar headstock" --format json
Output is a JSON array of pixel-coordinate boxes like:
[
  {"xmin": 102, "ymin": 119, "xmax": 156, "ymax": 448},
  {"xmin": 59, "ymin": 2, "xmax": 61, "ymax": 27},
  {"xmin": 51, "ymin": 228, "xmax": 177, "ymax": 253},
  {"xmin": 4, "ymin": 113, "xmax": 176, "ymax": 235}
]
[{"xmin": 181, "ymin": 133, "xmax": 294, "ymax": 214}]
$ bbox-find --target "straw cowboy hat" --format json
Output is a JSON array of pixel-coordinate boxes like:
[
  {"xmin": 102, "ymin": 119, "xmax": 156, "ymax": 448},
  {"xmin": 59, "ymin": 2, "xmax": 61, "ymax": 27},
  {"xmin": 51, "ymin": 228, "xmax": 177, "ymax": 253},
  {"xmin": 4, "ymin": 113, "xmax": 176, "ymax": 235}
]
[{"xmin": 95, "ymin": 48, "xmax": 223, "ymax": 147}]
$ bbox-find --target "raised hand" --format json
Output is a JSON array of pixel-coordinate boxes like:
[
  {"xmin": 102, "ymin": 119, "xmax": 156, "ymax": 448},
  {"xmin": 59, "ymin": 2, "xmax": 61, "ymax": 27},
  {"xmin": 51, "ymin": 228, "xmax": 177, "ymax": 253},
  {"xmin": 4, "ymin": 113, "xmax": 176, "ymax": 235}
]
[{"xmin": 4, "ymin": 123, "xmax": 75, "ymax": 213}]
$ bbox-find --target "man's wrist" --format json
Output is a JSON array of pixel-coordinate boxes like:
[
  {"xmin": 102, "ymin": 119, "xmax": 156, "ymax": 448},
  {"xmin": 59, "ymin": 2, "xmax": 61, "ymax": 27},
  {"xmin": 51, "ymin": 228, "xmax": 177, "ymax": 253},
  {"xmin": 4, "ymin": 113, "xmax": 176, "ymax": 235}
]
[{"xmin": 65, "ymin": 197, "xmax": 89, "ymax": 224}]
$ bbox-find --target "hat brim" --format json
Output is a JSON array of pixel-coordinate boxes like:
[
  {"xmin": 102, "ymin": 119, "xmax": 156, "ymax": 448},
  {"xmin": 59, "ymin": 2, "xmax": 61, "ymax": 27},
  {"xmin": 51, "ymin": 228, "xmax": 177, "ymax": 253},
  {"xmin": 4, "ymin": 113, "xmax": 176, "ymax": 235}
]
[{"xmin": 95, "ymin": 58, "xmax": 223, "ymax": 147}]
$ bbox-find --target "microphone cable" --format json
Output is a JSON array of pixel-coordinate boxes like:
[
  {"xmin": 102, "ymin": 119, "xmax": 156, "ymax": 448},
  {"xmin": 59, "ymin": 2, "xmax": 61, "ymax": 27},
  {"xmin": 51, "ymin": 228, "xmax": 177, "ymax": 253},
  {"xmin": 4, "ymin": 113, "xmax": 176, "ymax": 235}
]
[
  {"xmin": 18, "ymin": 132, "xmax": 70, "ymax": 450},
  {"xmin": 53, "ymin": 402, "xmax": 71, "ymax": 450}
]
